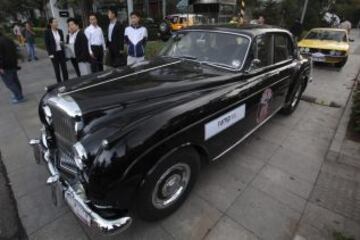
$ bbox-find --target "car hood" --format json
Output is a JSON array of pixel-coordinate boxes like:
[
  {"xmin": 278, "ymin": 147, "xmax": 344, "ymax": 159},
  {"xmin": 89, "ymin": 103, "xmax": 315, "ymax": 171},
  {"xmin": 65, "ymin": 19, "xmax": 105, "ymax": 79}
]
[
  {"xmin": 298, "ymin": 39, "xmax": 349, "ymax": 51},
  {"xmin": 50, "ymin": 57, "xmax": 234, "ymax": 135}
]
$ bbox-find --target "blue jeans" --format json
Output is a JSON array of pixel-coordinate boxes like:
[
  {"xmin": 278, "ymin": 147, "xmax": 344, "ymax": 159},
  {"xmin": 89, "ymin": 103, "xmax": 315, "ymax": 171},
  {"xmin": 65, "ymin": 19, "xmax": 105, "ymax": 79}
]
[
  {"xmin": 0, "ymin": 69, "xmax": 23, "ymax": 100},
  {"xmin": 26, "ymin": 42, "xmax": 37, "ymax": 60}
]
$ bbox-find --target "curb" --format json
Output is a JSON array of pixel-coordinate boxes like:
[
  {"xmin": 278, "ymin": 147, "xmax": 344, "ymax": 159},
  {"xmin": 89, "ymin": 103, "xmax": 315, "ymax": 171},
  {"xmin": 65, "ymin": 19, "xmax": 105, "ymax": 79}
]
[
  {"xmin": 301, "ymin": 95, "xmax": 342, "ymax": 108},
  {"xmin": 325, "ymin": 73, "xmax": 359, "ymax": 163}
]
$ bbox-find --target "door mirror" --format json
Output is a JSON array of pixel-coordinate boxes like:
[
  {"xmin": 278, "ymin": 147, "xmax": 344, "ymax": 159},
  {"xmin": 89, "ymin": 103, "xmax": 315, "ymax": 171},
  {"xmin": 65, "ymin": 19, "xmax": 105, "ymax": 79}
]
[{"xmin": 248, "ymin": 58, "xmax": 262, "ymax": 72}]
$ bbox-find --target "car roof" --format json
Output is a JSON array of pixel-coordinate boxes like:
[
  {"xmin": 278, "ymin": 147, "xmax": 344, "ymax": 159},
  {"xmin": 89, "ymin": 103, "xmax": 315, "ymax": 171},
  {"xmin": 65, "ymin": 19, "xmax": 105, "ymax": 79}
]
[
  {"xmin": 310, "ymin": 28, "xmax": 348, "ymax": 32},
  {"xmin": 183, "ymin": 24, "xmax": 291, "ymax": 38}
]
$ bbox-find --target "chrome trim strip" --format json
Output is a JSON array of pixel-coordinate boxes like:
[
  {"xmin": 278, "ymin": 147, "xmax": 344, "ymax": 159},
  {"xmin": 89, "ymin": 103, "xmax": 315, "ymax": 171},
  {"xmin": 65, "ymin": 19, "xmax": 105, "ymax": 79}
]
[
  {"xmin": 212, "ymin": 105, "xmax": 283, "ymax": 161},
  {"xmin": 59, "ymin": 61, "xmax": 182, "ymax": 97}
]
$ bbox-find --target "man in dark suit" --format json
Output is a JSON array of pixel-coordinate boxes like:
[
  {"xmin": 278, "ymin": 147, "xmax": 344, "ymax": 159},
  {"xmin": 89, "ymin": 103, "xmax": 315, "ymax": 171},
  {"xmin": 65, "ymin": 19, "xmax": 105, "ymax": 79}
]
[
  {"xmin": 107, "ymin": 7, "xmax": 126, "ymax": 67},
  {"xmin": 44, "ymin": 18, "xmax": 68, "ymax": 83},
  {"xmin": 67, "ymin": 18, "xmax": 92, "ymax": 76},
  {"xmin": 0, "ymin": 31, "xmax": 24, "ymax": 104}
]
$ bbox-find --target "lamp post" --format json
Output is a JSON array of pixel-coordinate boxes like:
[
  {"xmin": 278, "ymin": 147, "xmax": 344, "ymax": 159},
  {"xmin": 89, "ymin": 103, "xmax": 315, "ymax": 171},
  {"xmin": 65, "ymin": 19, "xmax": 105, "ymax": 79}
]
[{"xmin": 300, "ymin": 0, "xmax": 309, "ymax": 24}]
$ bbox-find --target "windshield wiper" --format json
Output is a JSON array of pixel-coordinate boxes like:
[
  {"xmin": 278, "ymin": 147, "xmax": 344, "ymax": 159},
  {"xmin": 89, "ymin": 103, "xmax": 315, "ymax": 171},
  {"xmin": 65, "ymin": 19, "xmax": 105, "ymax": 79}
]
[{"xmin": 200, "ymin": 60, "xmax": 234, "ymax": 70}]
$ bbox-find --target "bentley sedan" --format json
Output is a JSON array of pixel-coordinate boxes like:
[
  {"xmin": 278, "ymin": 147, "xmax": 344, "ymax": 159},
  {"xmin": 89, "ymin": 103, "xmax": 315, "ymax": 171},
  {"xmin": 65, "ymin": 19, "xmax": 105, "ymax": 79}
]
[{"xmin": 30, "ymin": 25, "xmax": 312, "ymax": 234}]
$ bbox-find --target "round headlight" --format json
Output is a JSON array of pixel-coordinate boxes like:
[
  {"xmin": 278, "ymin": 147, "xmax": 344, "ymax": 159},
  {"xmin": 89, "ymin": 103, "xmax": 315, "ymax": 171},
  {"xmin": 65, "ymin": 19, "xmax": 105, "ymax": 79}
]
[{"xmin": 335, "ymin": 51, "xmax": 343, "ymax": 56}]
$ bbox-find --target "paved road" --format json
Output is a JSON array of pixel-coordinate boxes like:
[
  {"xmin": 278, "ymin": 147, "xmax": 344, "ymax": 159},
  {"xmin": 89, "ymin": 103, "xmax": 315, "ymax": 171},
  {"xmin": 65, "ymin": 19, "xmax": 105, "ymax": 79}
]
[{"xmin": 0, "ymin": 31, "xmax": 359, "ymax": 240}]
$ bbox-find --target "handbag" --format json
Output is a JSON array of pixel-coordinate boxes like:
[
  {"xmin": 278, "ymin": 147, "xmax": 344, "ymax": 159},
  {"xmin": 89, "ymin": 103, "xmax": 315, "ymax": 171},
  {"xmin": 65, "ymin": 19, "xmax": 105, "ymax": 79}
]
[{"xmin": 64, "ymin": 44, "xmax": 75, "ymax": 59}]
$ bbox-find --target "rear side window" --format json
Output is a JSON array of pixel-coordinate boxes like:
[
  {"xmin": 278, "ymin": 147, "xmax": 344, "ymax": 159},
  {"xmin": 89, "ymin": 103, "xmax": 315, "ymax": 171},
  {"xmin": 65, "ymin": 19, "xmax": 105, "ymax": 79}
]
[{"xmin": 274, "ymin": 34, "xmax": 293, "ymax": 63}]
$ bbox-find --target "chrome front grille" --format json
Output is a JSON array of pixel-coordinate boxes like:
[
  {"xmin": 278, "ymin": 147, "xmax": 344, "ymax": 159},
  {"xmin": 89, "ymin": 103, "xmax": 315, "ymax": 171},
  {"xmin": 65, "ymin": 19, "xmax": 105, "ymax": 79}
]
[
  {"xmin": 50, "ymin": 106, "xmax": 77, "ymax": 143},
  {"xmin": 309, "ymin": 48, "xmax": 330, "ymax": 54}
]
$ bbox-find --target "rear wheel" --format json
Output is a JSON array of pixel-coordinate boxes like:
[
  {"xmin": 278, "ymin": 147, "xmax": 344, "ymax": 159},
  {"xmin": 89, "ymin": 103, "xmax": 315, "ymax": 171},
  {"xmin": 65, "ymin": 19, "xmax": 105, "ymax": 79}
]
[
  {"xmin": 281, "ymin": 78, "xmax": 305, "ymax": 115},
  {"xmin": 136, "ymin": 148, "xmax": 200, "ymax": 221}
]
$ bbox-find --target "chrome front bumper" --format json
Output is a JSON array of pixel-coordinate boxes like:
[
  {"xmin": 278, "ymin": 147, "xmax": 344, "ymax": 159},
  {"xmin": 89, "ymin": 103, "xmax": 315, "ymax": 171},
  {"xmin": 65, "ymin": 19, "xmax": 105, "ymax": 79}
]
[{"xmin": 29, "ymin": 139, "xmax": 132, "ymax": 234}]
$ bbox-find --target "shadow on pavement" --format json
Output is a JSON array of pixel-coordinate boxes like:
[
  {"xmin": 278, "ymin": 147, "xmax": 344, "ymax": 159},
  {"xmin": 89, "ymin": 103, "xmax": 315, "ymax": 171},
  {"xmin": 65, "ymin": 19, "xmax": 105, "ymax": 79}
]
[{"xmin": 0, "ymin": 151, "xmax": 27, "ymax": 240}]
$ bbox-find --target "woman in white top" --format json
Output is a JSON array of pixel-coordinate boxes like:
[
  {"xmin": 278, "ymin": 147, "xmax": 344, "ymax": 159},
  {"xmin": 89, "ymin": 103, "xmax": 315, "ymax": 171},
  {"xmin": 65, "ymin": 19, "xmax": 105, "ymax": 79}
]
[{"xmin": 44, "ymin": 18, "xmax": 68, "ymax": 83}]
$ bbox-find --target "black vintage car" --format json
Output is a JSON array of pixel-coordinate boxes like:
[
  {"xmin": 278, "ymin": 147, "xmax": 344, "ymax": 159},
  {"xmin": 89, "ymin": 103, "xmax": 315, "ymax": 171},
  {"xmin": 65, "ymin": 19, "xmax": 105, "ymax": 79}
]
[{"xmin": 30, "ymin": 25, "xmax": 312, "ymax": 234}]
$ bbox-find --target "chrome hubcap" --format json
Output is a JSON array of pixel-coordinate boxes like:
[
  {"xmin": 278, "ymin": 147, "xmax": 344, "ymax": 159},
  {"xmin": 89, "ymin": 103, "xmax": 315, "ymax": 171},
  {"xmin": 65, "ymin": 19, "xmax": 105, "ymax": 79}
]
[{"xmin": 152, "ymin": 163, "xmax": 191, "ymax": 209}]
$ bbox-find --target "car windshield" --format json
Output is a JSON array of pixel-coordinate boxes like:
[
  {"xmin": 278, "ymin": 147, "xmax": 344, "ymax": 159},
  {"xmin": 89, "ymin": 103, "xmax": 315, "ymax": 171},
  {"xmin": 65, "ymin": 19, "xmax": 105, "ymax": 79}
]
[
  {"xmin": 159, "ymin": 31, "xmax": 250, "ymax": 70},
  {"xmin": 305, "ymin": 30, "xmax": 347, "ymax": 42}
]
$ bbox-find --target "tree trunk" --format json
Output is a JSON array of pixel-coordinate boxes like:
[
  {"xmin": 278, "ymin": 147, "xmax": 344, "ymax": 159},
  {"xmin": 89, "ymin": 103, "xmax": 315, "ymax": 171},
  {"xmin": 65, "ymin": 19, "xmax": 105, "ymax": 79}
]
[{"xmin": 80, "ymin": 0, "xmax": 92, "ymax": 27}]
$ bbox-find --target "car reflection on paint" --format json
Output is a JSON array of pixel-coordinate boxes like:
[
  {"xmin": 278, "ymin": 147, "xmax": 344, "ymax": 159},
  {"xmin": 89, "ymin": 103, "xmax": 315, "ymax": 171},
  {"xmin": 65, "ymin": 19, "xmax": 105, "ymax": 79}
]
[{"xmin": 30, "ymin": 24, "xmax": 312, "ymax": 234}]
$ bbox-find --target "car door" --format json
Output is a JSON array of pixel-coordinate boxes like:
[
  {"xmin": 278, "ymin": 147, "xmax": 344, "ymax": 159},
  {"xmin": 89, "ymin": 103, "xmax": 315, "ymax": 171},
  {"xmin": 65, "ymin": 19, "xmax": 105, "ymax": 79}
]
[
  {"xmin": 204, "ymin": 33, "xmax": 278, "ymax": 159},
  {"xmin": 205, "ymin": 32, "xmax": 296, "ymax": 160}
]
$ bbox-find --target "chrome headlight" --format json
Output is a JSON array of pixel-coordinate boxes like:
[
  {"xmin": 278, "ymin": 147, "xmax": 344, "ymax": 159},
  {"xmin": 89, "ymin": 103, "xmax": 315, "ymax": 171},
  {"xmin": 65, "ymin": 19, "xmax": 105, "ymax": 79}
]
[
  {"xmin": 42, "ymin": 105, "xmax": 52, "ymax": 124},
  {"xmin": 73, "ymin": 142, "xmax": 87, "ymax": 170},
  {"xmin": 330, "ymin": 50, "xmax": 343, "ymax": 56},
  {"xmin": 300, "ymin": 47, "xmax": 310, "ymax": 54}
]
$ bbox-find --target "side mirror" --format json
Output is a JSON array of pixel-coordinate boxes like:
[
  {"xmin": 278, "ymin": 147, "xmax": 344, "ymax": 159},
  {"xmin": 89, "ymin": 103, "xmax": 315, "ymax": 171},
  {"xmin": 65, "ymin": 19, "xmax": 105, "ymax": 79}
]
[{"xmin": 248, "ymin": 58, "xmax": 261, "ymax": 71}]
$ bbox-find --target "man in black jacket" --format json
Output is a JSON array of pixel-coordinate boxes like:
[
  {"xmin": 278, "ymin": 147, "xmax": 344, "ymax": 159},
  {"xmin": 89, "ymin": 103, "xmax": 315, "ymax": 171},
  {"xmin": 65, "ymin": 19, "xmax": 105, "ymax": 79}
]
[
  {"xmin": 107, "ymin": 7, "xmax": 126, "ymax": 67},
  {"xmin": 67, "ymin": 18, "xmax": 91, "ymax": 76},
  {"xmin": 0, "ymin": 31, "xmax": 24, "ymax": 104},
  {"xmin": 44, "ymin": 18, "xmax": 69, "ymax": 83}
]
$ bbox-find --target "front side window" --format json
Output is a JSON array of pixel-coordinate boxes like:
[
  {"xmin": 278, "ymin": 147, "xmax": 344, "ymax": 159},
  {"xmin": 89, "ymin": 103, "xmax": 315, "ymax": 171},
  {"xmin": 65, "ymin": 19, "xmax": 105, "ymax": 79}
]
[
  {"xmin": 254, "ymin": 34, "xmax": 273, "ymax": 68},
  {"xmin": 274, "ymin": 34, "xmax": 293, "ymax": 63},
  {"xmin": 159, "ymin": 31, "xmax": 250, "ymax": 70}
]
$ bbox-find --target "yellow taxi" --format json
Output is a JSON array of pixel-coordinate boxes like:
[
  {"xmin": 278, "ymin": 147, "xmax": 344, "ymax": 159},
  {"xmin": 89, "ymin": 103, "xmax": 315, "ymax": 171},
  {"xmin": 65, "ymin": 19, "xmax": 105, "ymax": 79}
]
[
  {"xmin": 298, "ymin": 28, "xmax": 349, "ymax": 67},
  {"xmin": 166, "ymin": 14, "xmax": 206, "ymax": 31}
]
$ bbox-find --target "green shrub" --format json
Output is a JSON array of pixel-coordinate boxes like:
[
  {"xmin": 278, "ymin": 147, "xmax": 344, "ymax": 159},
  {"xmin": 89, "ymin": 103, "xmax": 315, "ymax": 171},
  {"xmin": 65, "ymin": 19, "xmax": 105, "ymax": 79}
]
[
  {"xmin": 145, "ymin": 41, "xmax": 166, "ymax": 59},
  {"xmin": 333, "ymin": 231, "xmax": 355, "ymax": 240}
]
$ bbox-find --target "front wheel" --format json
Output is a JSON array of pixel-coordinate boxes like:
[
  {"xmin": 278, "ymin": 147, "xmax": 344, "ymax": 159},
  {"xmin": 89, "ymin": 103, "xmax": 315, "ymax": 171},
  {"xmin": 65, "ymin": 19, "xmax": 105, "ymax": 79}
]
[
  {"xmin": 136, "ymin": 148, "xmax": 200, "ymax": 221},
  {"xmin": 281, "ymin": 78, "xmax": 305, "ymax": 115}
]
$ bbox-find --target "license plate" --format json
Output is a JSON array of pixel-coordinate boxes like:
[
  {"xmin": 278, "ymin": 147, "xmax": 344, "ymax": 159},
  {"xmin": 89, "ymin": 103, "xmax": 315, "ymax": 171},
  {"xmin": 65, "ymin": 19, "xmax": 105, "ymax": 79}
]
[
  {"xmin": 64, "ymin": 190, "xmax": 91, "ymax": 226},
  {"xmin": 312, "ymin": 57, "xmax": 325, "ymax": 62},
  {"xmin": 312, "ymin": 52, "xmax": 325, "ymax": 62}
]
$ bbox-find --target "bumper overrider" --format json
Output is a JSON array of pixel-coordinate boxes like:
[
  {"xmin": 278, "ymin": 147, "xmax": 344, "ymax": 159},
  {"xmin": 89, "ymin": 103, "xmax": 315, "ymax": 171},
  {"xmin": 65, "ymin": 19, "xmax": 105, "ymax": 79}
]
[{"xmin": 28, "ymin": 138, "xmax": 132, "ymax": 234}]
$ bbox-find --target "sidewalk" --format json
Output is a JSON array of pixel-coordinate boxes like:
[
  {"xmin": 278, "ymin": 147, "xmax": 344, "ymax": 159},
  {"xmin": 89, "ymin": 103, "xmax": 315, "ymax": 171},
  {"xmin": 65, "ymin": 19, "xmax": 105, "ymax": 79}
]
[
  {"xmin": 293, "ymin": 74, "xmax": 360, "ymax": 240},
  {"xmin": 0, "ymin": 32, "xmax": 360, "ymax": 240}
]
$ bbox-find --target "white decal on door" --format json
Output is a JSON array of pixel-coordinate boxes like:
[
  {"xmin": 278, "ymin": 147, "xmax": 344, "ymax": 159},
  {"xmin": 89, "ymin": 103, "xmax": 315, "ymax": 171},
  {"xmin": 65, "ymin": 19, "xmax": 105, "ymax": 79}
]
[{"xmin": 205, "ymin": 104, "xmax": 246, "ymax": 140}]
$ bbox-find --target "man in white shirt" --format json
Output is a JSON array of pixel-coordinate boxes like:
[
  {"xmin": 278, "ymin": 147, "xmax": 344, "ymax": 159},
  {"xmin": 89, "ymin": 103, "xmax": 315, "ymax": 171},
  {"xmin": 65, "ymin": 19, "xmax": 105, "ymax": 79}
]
[
  {"xmin": 85, "ymin": 13, "xmax": 106, "ymax": 73},
  {"xmin": 125, "ymin": 11, "xmax": 148, "ymax": 66}
]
